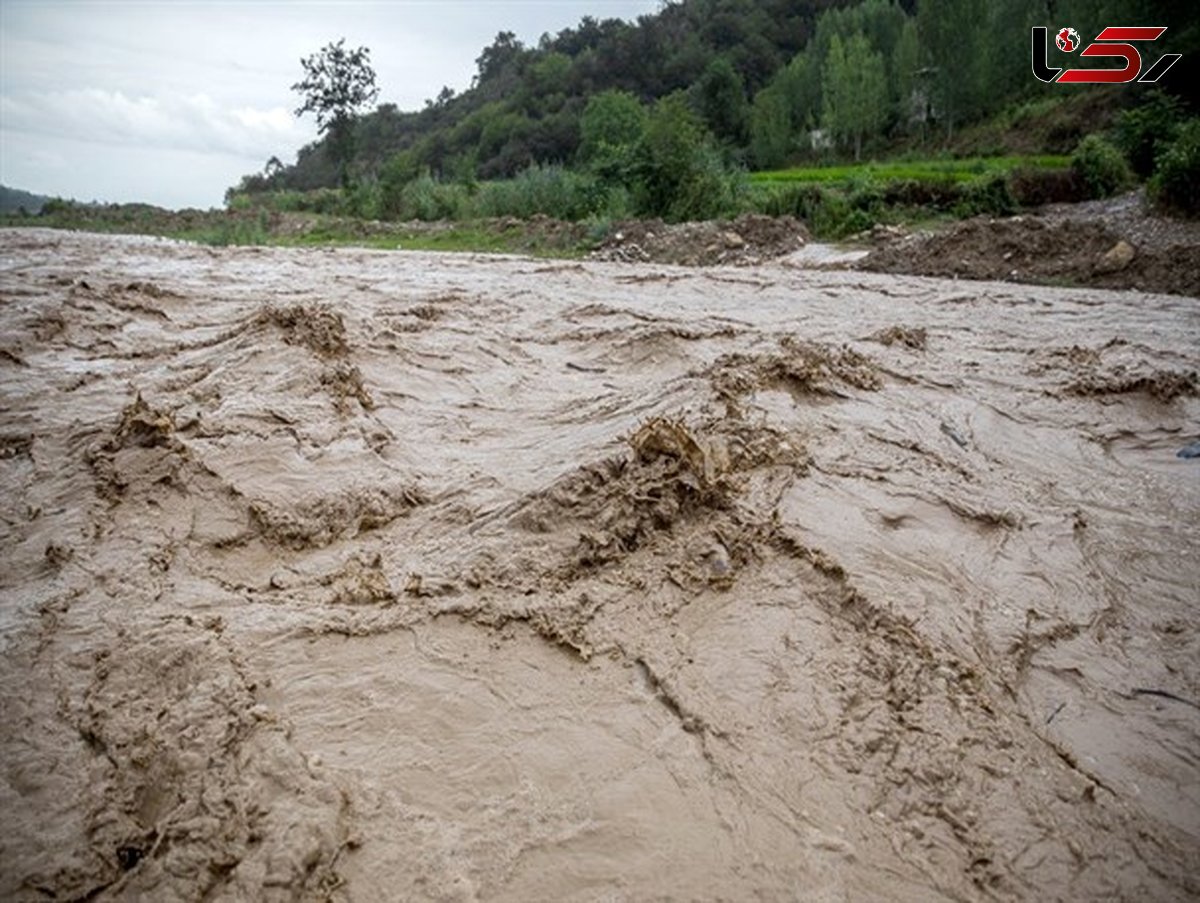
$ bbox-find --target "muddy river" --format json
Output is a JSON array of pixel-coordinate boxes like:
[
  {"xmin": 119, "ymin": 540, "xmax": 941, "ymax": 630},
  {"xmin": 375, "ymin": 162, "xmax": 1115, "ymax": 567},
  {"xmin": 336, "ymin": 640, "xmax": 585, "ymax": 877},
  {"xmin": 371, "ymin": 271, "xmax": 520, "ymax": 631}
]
[{"xmin": 1, "ymin": 228, "xmax": 1197, "ymax": 900}]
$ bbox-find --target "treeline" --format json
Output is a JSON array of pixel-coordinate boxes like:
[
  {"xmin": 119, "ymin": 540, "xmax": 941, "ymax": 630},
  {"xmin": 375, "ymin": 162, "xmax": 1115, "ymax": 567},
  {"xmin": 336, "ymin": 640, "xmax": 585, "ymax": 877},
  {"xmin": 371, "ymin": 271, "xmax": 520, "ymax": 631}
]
[{"xmin": 231, "ymin": 0, "xmax": 1197, "ymax": 211}]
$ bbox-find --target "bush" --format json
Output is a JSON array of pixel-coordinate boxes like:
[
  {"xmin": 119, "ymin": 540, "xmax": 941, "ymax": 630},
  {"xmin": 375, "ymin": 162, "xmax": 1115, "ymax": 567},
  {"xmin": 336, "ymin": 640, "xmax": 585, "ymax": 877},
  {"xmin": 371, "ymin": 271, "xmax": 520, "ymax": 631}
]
[
  {"xmin": 1115, "ymin": 92, "xmax": 1183, "ymax": 178},
  {"xmin": 662, "ymin": 144, "xmax": 743, "ymax": 222},
  {"xmin": 344, "ymin": 181, "xmax": 381, "ymax": 220},
  {"xmin": 956, "ymin": 172, "xmax": 1017, "ymax": 217},
  {"xmin": 41, "ymin": 197, "xmax": 76, "ymax": 216},
  {"xmin": 752, "ymin": 184, "xmax": 865, "ymax": 239},
  {"xmin": 846, "ymin": 176, "xmax": 885, "ymax": 218},
  {"xmin": 475, "ymin": 165, "xmax": 600, "ymax": 221},
  {"xmin": 631, "ymin": 93, "xmax": 740, "ymax": 222},
  {"xmin": 226, "ymin": 189, "xmax": 344, "ymax": 215},
  {"xmin": 881, "ymin": 178, "xmax": 961, "ymax": 210},
  {"xmin": 1071, "ymin": 135, "xmax": 1133, "ymax": 199},
  {"xmin": 1149, "ymin": 119, "xmax": 1200, "ymax": 217},
  {"xmin": 195, "ymin": 210, "xmax": 271, "ymax": 247},
  {"xmin": 379, "ymin": 172, "xmax": 468, "ymax": 221}
]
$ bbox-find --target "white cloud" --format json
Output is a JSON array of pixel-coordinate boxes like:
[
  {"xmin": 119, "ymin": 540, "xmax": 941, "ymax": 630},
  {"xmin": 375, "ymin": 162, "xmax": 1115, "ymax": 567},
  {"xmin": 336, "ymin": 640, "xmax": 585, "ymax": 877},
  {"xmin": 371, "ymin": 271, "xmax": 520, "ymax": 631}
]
[
  {"xmin": 0, "ymin": 0, "xmax": 660, "ymax": 208},
  {"xmin": 1, "ymin": 88, "xmax": 315, "ymax": 160}
]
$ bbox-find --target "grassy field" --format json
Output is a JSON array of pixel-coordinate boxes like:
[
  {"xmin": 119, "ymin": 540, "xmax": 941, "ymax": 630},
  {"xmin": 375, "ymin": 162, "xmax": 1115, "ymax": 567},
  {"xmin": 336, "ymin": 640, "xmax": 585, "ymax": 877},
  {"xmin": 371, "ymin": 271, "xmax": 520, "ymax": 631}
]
[{"xmin": 750, "ymin": 155, "xmax": 1071, "ymax": 186}]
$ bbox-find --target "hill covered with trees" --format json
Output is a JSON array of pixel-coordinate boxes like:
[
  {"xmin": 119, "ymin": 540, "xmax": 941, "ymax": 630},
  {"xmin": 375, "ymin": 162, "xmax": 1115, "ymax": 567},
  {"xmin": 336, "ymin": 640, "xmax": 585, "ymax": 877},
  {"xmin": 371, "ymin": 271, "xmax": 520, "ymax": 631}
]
[
  {"xmin": 1, "ymin": 185, "xmax": 51, "ymax": 215},
  {"xmin": 230, "ymin": 0, "xmax": 1197, "ymax": 221}
]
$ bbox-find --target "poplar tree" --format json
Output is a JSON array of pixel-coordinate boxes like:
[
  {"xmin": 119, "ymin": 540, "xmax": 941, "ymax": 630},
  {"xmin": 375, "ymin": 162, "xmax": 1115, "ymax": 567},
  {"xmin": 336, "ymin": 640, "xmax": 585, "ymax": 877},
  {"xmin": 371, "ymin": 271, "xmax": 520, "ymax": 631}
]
[{"xmin": 822, "ymin": 33, "xmax": 887, "ymax": 161}]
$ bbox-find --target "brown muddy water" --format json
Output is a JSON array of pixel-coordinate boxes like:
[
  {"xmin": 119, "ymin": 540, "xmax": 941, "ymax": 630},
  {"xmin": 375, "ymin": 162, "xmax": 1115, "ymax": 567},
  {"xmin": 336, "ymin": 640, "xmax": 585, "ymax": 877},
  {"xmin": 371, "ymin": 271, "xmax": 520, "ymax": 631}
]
[{"xmin": 1, "ymin": 228, "xmax": 1197, "ymax": 901}]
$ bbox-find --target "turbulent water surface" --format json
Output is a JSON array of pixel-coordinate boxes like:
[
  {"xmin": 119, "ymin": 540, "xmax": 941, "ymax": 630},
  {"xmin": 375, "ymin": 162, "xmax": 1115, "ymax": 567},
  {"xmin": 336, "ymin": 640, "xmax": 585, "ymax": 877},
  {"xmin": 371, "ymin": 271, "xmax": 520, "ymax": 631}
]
[{"xmin": 1, "ymin": 228, "xmax": 1197, "ymax": 901}]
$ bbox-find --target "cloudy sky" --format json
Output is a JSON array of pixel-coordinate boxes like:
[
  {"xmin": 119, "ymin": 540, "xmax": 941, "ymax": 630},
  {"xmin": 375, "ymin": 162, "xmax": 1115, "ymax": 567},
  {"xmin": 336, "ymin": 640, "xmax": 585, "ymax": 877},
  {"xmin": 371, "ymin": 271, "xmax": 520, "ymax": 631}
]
[{"xmin": 1, "ymin": 0, "xmax": 661, "ymax": 209}]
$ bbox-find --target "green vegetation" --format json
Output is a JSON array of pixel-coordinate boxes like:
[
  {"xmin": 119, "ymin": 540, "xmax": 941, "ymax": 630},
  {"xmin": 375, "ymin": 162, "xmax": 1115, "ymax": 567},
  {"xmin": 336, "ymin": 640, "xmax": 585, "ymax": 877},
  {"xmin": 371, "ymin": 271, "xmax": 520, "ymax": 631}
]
[
  {"xmin": 1, "ymin": 185, "xmax": 51, "ymax": 215},
  {"xmin": 8, "ymin": 0, "xmax": 1199, "ymax": 247},
  {"xmin": 750, "ymin": 155, "xmax": 1070, "ymax": 186},
  {"xmin": 0, "ymin": 199, "xmax": 589, "ymax": 257},
  {"xmin": 1115, "ymin": 91, "xmax": 1186, "ymax": 179},
  {"xmin": 1070, "ymin": 135, "xmax": 1132, "ymax": 200},
  {"xmin": 225, "ymin": 152, "xmax": 1070, "ymax": 241},
  {"xmin": 292, "ymin": 40, "xmax": 380, "ymax": 187},
  {"xmin": 821, "ymin": 33, "xmax": 887, "ymax": 161},
  {"xmin": 230, "ymin": 0, "xmax": 1195, "ymax": 208},
  {"xmin": 1149, "ymin": 120, "xmax": 1200, "ymax": 217}
]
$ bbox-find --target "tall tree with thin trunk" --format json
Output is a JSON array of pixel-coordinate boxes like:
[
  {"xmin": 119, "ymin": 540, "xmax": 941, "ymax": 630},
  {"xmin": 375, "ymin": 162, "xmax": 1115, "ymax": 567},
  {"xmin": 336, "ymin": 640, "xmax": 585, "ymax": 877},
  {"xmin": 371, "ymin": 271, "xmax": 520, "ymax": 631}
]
[
  {"xmin": 822, "ymin": 33, "xmax": 887, "ymax": 161},
  {"xmin": 892, "ymin": 18, "xmax": 921, "ymax": 134},
  {"xmin": 292, "ymin": 39, "xmax": 380, "ymax": 187},
  {"xmin": 917, "ymin": 0, "xmax": 984, "ymax": 140}
]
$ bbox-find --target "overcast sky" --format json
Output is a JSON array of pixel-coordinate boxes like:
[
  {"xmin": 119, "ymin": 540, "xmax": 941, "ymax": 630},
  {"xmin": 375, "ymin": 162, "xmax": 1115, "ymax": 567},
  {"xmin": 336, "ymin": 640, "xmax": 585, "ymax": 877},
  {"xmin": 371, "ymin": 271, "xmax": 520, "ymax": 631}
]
[{"xmin": 0, "ymin": 0, "xmax": 661, "ymax": 209}]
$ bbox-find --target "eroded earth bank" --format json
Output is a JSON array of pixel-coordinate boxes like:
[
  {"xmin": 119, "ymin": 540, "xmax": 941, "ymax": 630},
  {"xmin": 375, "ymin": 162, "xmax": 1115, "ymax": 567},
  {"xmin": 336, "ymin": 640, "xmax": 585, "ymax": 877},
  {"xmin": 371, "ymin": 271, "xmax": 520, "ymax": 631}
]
[{"xmin": 1, "ymin": 228, "xmax": 1197, "ymax": 901}]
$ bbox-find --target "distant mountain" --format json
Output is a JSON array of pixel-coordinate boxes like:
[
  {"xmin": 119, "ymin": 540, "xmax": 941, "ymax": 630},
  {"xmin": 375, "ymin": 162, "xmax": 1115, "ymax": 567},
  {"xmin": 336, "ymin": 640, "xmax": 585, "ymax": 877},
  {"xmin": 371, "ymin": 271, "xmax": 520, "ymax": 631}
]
[{"xmin": 1, "ymin": 185, "xmax": 52, "ymax": 215}]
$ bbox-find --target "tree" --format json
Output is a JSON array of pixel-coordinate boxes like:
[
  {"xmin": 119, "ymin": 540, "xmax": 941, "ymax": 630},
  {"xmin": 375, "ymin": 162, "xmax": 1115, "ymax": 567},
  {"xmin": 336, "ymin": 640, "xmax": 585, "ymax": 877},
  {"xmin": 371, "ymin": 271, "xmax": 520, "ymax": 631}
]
[
  {"xmin": 917, "ymin": 0, "xmax": 985, "ymax": 139},
  {"xmin": 749, "ymin": 86, "xmax": 792, "ymax": 169},
  {"xmin": 822, "ymin": 33, "xmax": 887, "ymax": 161},
  {"xmin": 634, "ymin": 93, "xmax": 735, "ymax": 221},
  {"xmin": 580, "ymin": 89, "xmax": 647, "ymax": 180},
  {"xmin": 892, "ymin": 18, "xmax": 921, "ymax": 135},
  {"xmin": 475, "ymin": 31, "xmax": 525, "ymax": 87},
  {"xmin": 292, "ymin": 39, "xmax": 380, "ymax": 187},
  {"xmin": 693, "ymin": 57, "xmax": 749, "ymax": 146}
]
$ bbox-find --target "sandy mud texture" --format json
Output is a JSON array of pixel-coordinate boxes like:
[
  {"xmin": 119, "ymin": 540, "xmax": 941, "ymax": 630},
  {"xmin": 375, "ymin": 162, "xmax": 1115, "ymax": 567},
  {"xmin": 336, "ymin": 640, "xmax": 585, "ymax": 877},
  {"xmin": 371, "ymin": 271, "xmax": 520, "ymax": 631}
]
[
  {"xmin": 859, "ymin": 193, "xmax": 1200, "ymax": 297},
  {"xmin": 1, "ymin": 227, "xmax": 1197, "ymax": 901}
]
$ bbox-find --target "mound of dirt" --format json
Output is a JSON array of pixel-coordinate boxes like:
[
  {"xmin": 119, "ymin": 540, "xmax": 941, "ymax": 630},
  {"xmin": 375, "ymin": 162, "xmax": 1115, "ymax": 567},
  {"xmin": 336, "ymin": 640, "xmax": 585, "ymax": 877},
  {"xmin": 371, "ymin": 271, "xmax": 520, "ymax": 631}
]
[
  {"xmin": 591, "ymin": 213, "xmax": 809, "ymax": 266},
  {"xmin": 860, "ymin": 210, "xmax": 1200, "ymax": 296}
]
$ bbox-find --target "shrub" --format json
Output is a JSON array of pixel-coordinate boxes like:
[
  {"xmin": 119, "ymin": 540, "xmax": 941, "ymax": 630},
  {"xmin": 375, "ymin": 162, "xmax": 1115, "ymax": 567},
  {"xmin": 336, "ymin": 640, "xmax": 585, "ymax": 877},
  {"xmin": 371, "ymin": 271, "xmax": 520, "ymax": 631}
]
[
  {"xmin": 195, "ymin": 210, "xmax": 271, "ymax": 246},
  {"xmin": 1149, "ymin": 119, "xmax": 1200, "ymax": 217},
  {"xmin": 846, "ymin": 176, "xmax": 885, "ymax": 218},
  {"xmin": 282, "ymin": 189, "xmax": 344, "ymax": 215},
  {"xmin": 881, "ymin": 178, "xmax": 961, "ymax": 209},
  {"xmin": 956, "ymin": 172, "xmax": 1017, "ymax": 217},
  {"xmin": 379, "ymin": 172, "xmax": 468, "ymax": 221},
  {"xmin": 1115, "ymin": 91, "xmax": 1183, "ymax": 178},
  {"xmin": 631, "ymin": 93, "xmax": 740, "ymax": 222},
  {"xmin": 752, "ymin": 184, "xmax": 865, "ymax": 239},
  {"xmin": 1071, "ymin": 135, "xmax": 1133, "ymax": 199},
  {"xmin": 663, "ymin": 144, "xmax": 743, "ymax": 222},
  {"xmin": 41, "ymin": 197, "xmax": 75, "ymax": 216},
  {"xmin": 475, "ymin": 164, "xmax": 599, "ymax": 221},
  {"xmin": 344, "ymin": 181, "xmax": 381, "ymax": 220}
]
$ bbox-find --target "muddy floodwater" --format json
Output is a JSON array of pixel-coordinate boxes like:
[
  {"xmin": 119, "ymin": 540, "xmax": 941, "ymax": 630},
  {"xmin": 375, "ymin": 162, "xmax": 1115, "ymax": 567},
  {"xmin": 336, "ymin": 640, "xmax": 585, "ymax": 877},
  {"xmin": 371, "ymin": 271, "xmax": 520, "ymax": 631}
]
[{"xmin": 1, "ymin": 228, "xmax": 1197, "ymax": 901}]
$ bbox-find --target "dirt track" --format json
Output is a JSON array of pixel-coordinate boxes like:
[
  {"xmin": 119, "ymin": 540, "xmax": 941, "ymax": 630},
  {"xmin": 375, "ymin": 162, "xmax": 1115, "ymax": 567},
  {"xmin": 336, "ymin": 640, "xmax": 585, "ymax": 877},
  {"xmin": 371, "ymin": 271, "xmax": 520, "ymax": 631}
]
[{"xmin": 1, "ymin": 228, "xmax": 1197, "ymax": 901}]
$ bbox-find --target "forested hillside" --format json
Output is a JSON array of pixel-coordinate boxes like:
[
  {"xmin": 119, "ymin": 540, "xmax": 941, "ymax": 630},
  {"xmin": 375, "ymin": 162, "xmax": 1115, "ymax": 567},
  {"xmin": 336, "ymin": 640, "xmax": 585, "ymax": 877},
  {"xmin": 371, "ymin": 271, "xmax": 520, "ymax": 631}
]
[
  {"xmin": 0, "ymin": 185, "xmax": 51, "ymax": 215},
  {"xmin": 232, "ymin": 0, "xmax": 1198, "ymax": 205}
]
